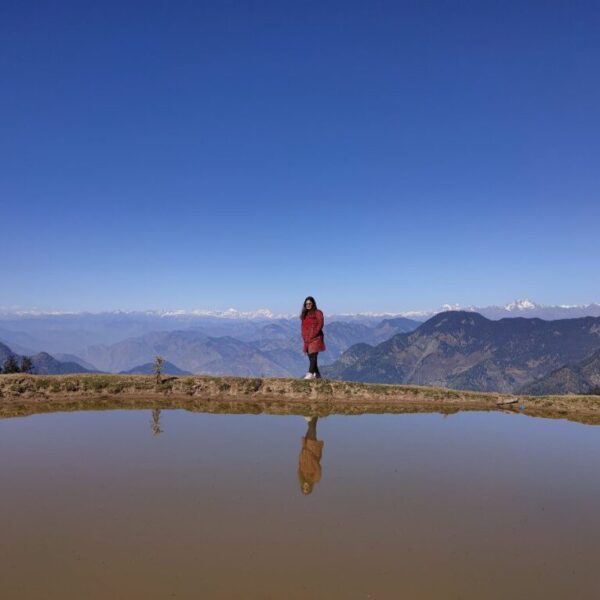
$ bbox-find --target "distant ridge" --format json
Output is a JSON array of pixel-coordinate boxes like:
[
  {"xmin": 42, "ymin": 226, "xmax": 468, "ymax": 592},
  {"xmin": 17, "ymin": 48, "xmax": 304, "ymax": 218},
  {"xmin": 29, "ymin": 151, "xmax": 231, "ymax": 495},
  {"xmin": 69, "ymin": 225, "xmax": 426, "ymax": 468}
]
[
  {"xmin": 519, "ymin": 350, "xmax": 600, "ymax": 396},
  {"xmin": 323, "ymin": 311, "xmax": 600, "ymax": 393},
  {"xmin": 0, "ymin": 341, "xmax": 95, "ymax": 374},
  {"xmin": 2, "ymin": 299, "xmax": 600, "ymax": 321},
  {"xmin": 121, "ymin": 361, "xmax": 192, "ymax": 376}
]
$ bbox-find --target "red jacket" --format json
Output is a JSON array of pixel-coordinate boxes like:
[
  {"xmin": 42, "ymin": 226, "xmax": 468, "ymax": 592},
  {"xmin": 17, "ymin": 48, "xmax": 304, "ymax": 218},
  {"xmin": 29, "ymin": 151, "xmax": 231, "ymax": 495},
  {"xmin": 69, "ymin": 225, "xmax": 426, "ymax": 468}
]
[{"xmin": 301, "ymin": 308, "xmax": 326, "ymax": 353}]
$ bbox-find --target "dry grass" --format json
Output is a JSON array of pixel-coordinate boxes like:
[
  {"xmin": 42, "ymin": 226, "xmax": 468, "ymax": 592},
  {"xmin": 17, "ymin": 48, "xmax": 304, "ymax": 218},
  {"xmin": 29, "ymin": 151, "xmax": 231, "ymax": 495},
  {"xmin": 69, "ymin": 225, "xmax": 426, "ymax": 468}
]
[{"xmin": 0, "ymin": 373, "xmax": 598, "ymax": 425}]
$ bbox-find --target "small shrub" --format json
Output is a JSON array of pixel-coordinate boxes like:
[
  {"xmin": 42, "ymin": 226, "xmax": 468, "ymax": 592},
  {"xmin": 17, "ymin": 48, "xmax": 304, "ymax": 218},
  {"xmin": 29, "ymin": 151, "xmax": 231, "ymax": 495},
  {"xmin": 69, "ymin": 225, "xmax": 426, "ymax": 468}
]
[
  {"xmin": 3, "ymin": 356, "xmax": 20, "ymax": 374},
  {"xmin": 20, "ymin": 356, "xmax": 34, "ymax": 374},
  {"xmin": 153, "ymin": 356, "xmax": 165, "ymax": 384},
  {"xmin": 292, "ymin": 380, "xmax": 311, "ymax": 394},
  {"xmin": 35, "ymin": 378, "xmax": 51, "ymax": 389},
  {"xmin": 108, "ymin": 382, "xmax": 125, "ymax": 394},
  {"xmin": 244, "ymin": 378, "xmax": 262, "ymax": 394}
]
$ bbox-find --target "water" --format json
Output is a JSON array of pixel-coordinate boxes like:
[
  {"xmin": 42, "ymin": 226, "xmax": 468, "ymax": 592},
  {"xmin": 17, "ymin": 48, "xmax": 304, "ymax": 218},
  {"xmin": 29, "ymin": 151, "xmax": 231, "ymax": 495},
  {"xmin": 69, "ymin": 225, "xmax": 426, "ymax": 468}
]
[{"xmin": 1, "ymin": 409, "xmax": 599, "ymax": 599}]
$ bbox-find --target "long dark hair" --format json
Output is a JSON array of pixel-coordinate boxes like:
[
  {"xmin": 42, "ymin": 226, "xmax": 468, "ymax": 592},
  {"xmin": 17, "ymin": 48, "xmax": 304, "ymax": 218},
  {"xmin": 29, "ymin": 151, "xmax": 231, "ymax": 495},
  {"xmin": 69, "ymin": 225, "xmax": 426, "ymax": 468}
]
[{"xmin": 300, "ymin": 296, "xmax": 317, "ymax": 320}]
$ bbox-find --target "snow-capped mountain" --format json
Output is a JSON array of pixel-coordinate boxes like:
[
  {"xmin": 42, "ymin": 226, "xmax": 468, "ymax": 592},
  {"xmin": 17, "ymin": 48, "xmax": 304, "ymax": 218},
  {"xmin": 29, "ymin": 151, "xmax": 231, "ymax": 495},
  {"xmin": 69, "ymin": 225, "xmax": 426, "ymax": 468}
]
[
  {"xmin": 2, "ymin": 300, "xmax": 600, "ymax": 374},
  {"xmin": 387, "ymin": 299, "xmax": 600, "ymax": 321},
  {"xmin": 504, "ymin": 299, "xmax": 538, "ymax": 311},
  {"xmin": 0, "ymin": 307, "xmax": 293, "ymax": 320},
  {"xmin": 2, "ymin": 299, "xmax": 600, "ymax": 322},
  {"xmin": 471, "ymin": 300, "xmax": 600, "ymax": 321}
]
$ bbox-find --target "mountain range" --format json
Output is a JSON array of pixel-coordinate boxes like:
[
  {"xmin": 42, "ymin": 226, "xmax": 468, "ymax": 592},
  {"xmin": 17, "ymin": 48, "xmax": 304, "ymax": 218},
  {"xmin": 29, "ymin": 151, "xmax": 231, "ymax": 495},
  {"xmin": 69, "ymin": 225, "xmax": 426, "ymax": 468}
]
[
  {"xmin": 2, "ymin": 303, "xmax": 600, "ymax": 391},
  {"xmin": 76, "ymin": 316, "xmax": 420, "ymax": 376},
  {"xmin": 322, "ymin": 311, "xmax": 600, "ymax": 393},
  {"xmin": 0, "ymin": 342, "xmax": 94, "ymax": 375},
  {"xmin": 121, "ymin": 361, "xmax": 192, "ymax": 376},
  {"xmin": 519, "ymin": 350, "xmax": 600, "ymax": 396},
  {"xmin": 1, "ymin": 300, "xmax": 600, "ymax": 356}
]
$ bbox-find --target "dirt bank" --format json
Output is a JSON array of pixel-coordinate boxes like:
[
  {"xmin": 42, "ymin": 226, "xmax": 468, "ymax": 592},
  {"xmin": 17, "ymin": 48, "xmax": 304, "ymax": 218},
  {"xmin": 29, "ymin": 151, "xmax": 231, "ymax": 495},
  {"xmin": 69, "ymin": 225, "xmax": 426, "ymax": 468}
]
[{"xmin": 1, "ymin": 373, "xmax": 599, "ymax": 424}]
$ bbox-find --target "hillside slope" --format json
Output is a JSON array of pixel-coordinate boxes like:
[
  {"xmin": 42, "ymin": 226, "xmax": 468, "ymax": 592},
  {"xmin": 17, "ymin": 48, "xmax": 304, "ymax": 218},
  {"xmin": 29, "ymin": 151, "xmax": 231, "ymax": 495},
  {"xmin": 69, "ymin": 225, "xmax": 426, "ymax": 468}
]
[
  {"xmin": 519, "ymin": 349, "xmax": 600, "ymax": 395},
  {"xmin": 323, "ymin": 311, "xmax": 600, "ymax": 393}
]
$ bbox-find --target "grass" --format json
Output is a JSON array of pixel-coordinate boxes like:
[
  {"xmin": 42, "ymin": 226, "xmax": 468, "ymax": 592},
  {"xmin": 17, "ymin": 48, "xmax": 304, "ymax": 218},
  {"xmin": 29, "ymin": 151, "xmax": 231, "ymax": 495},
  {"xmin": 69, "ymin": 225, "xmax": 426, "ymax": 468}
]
[{"xmin": 0, "ymin": 372, "xmax": 598, "ymax": 427}]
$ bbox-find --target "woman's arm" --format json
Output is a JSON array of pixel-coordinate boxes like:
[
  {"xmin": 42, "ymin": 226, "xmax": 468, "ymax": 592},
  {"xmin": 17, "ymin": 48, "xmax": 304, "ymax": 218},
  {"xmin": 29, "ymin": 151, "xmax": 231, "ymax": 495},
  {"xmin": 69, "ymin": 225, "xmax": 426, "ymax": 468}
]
[{"xmin": 311, "ymin": 310, "xmax": 324, "ymax": 338}]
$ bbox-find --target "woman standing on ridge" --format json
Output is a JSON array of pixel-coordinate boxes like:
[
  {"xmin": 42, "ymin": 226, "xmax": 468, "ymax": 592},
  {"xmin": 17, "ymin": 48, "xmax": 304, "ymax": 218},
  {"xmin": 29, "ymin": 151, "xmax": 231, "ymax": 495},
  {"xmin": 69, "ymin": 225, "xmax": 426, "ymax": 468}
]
[{"xmin": 300, "ymin": 296, "xmax": 326, "ymax": 379}]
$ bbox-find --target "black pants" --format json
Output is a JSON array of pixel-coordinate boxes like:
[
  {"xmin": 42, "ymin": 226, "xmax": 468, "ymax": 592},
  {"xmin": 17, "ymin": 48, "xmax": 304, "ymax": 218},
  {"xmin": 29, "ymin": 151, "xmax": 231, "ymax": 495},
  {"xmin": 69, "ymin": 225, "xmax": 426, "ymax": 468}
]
[{"xmin": 308, "ymin": 352, "xmax": 321, "ymax": 376}]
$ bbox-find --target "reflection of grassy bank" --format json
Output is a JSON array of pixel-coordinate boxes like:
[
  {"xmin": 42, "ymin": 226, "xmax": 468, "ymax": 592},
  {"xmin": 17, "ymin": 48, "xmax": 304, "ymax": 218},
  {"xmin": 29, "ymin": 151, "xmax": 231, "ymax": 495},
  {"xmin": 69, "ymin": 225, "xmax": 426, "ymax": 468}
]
[{"xmin": 0, "ymin": 373, "xmax": 599, "ymax": 425}]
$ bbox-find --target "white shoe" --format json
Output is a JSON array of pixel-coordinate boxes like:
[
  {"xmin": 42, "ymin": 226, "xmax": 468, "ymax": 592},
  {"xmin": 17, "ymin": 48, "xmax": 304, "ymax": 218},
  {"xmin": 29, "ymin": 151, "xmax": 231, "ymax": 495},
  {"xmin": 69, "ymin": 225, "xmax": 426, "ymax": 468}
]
[{"xmin": 303, "ymin": 372, "xmax": 315, "ymax": 380}]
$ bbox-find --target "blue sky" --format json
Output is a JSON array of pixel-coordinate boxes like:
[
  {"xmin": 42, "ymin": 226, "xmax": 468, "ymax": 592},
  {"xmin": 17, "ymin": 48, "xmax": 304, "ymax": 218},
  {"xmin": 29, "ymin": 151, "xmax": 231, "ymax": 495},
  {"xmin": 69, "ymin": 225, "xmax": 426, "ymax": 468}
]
[{"xmin": 2, "ymin": 1, "xmax": 599, "ymax": 313}]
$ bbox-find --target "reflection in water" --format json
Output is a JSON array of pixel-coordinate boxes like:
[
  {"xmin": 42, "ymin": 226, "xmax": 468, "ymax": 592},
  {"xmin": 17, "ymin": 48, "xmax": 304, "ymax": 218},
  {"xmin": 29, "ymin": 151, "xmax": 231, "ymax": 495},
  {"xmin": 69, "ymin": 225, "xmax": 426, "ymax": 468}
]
[
  {"xmin": 151, "ymin": 409, "xmax": 163, "ymax": 436},
  {"xmin": 298, "ymin": 416, "xmax": 324, "ymax": 495},
  {"xmin": 1, "ymin": 410, "xmax": 600, "ymax": 599}
]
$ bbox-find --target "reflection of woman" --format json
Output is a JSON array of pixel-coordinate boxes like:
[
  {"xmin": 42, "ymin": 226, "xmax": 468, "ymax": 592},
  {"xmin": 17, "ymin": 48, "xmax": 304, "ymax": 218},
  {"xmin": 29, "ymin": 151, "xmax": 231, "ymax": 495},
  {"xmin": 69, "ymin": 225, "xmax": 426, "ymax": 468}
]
[{"xmin": 298, "ymin": 416, "xmax": 324, "ymax": 495}]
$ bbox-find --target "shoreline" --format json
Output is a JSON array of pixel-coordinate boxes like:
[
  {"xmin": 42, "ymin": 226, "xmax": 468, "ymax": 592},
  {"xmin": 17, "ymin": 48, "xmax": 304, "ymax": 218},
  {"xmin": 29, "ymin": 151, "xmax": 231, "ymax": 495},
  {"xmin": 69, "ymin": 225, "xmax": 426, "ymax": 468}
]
[{"xmin": 1, "ymin": 373, "xmax": 599, "ymax": 425}]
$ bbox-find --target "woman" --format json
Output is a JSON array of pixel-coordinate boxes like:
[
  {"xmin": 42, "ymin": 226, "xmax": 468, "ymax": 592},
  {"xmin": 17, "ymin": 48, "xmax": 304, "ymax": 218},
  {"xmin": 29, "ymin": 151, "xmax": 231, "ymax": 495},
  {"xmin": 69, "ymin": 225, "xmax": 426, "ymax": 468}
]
[{"xmin": 300, "ymin": 296, "xmax": 326, "ymax": 379}]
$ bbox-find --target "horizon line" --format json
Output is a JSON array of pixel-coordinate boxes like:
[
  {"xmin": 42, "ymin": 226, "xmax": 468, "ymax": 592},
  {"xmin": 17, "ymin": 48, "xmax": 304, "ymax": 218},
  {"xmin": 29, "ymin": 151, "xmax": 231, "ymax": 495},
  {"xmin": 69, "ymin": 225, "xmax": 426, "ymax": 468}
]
[{"xmin": 1, "ymin": 299, "xmax": 600, "ymax": 319}]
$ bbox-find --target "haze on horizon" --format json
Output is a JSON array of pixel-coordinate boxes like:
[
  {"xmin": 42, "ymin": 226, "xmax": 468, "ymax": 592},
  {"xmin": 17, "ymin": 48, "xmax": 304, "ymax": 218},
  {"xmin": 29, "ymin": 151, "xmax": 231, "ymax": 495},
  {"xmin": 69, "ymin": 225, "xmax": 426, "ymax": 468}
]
[
  {"xmin": 2, "ymin": 298, "xmax": 600, "ymax": 320},
  {"xmin": 2, "ymin": 1, "xmax": 599, "ymax": 314}
]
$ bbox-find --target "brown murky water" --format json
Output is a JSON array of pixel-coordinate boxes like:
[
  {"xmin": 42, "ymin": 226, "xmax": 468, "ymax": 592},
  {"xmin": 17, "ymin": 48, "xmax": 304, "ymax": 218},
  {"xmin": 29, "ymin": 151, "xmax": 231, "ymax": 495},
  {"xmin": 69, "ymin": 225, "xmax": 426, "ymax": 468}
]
[{"xmin": 1, "ymin": 409, "xmax": 599, "ymax": 599}]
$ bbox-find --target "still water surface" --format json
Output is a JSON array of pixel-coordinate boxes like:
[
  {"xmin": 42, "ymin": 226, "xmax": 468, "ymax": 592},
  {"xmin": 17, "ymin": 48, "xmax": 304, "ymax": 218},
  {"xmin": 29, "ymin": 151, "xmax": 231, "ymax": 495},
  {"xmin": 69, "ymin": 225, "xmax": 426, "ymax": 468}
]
[{"xmin": 1, "ymin": 409, "xmax": 599, "ymax": 599}]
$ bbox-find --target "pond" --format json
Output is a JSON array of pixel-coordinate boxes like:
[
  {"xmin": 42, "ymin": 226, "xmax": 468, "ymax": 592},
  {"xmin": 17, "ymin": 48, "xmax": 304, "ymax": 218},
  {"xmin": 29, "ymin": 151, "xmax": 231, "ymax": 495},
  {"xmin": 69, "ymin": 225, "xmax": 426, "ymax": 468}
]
[{"xmin": 1, "ymin": 409, "xmax": 598, "ymax": 599}]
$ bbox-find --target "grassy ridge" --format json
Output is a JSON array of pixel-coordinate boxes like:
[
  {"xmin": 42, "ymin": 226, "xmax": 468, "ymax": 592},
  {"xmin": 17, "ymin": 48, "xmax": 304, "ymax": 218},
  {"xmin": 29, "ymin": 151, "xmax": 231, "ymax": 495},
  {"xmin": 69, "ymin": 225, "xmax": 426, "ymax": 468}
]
[{"xmin": 1, "ymin": 373, "xmax": 599, "ymax": 425}]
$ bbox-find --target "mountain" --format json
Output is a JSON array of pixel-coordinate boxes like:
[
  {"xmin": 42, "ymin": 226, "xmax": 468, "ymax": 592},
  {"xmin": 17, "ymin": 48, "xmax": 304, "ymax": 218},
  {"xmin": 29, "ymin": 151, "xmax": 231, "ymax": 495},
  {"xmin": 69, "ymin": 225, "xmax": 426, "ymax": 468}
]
[
  {"xmin": 81, "ymin": 330, "xmax": 294, "ymax": 376},
  {"xmin": 29, "ymin": 352, "xmax": 95, "ymax": 375},
  {"xmin": 366, "ymin": 299, "xmax": 600, "ymax": 322},
  {"xmin": 77, "ymin": 315, "xmax": 421, "ymax": 377},
  {"xmin": 0, "ymin": 342, "xmax": 94, "ymax": 374},
  {"xmin": 370, "ymin": 317, "xmax": 421, "ymax": 344},
  {"xmin": 121, "ymin": 361, "xmax": 192, "ymax": 376},
  {"xmin": 249, "ymin": 320, "xmax": 373, "ymax": 364},
  {"xmin": 53, "ymin": 353, "xmax": 99, "ymax": 371},
  {"xmin": 0, "ymin": 310, "xmax": 418, "ymax": 356},
  {"xmin": 0, "ymin": 330, "xmax": 38, "ymax": 355},
  {"xmin": 474, "ymin": 300, "xmax": 600, "ymax": 321},
  {"xmin": 0, "ymin": 342, "xmax": 15, "ymax": 365},
  {"xmin": 3, "ymin": 302, "xmax": 600, "ymax": 355},
  {"xmin": 519, "ymin": 349, "xmax": 600, "ymax": 396},
  {"xmin": 322, "ymin": 311, "xmax": 600, "ymax": 393}
]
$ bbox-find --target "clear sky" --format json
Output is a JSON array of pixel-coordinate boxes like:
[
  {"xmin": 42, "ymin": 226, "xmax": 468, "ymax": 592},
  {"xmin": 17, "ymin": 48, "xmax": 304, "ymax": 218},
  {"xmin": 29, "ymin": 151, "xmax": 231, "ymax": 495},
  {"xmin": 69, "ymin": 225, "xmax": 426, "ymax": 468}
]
[{"xmin": 2, "ymin": 1, "xmax": 599, "ymax": 313}]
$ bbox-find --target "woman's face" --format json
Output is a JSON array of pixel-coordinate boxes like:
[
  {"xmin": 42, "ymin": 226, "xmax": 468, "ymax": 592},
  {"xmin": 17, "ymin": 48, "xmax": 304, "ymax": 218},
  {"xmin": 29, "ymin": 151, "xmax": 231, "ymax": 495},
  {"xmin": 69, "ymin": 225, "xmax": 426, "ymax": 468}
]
[{"xmin": 305, "ymin": 300, "xmax": 313, "ymax": 309}]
